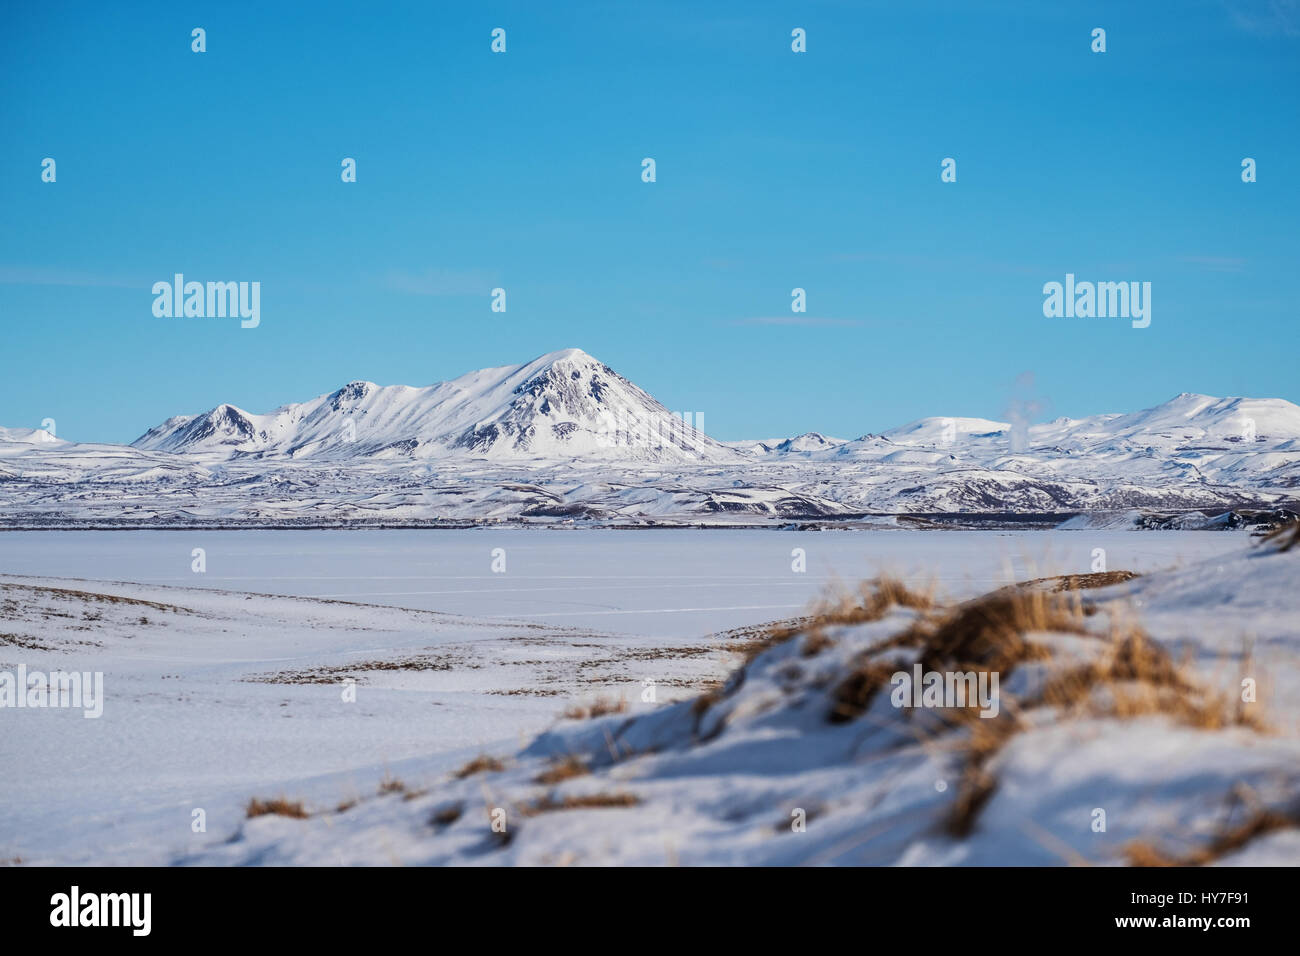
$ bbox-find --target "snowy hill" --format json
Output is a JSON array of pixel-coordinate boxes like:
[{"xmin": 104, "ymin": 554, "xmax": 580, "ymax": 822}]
[
  {"xmin": 0, "ymin": 426, "xmax": 63, "ymax": 446},
  {"xmin": 878, "ymin": 416, "xmax": 1010, "ymax": 446},
  {"xmin": 131, "ymin": 349, "xmax": 739, "ymax": 464}
]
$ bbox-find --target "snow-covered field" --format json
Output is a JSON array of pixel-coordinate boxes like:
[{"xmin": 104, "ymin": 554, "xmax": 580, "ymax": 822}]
[{"xmin": 4, "ymin": 527, "xmax": 1293, "ymax": 866}]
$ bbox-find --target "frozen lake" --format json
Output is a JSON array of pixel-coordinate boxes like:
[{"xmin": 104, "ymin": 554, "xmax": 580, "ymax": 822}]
[{"xmin": 0, "ymin": 528, "xmax": 1247, "ymax": 637}]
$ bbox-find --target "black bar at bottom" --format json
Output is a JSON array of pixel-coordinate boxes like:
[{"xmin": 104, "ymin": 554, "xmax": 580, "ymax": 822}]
[{"xmin": 0, "ymin": 864, "xmax": 1279, "ymax": 941}]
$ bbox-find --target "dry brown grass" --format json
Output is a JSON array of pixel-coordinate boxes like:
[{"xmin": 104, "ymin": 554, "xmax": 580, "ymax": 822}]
[
  {"xmin": 911, "ymin": 588, "xmax": 1085, "ymax": 672},
  {"xmin": 946, "ymin": 768, "xmax": 998, "ymax": 838},
  {"xmin": 728, "ymin": 628, "xmax": 801, "ymax": 663},
  {"xmin": 535, "ymin": 562, "xmax": 1278, "ymax": 847},
  {"xmin": 1262, "ymin": 519, "xmax": 1300, "ymax": 552},
  {"xmin": 690, "ymin": 682, "xmax": 726, "ymax": 717},
  {"xmin": 1125, "ymin": 797, "xmax": 1300, "ymax": 866},
  {"xmin": 1017, "ymin": 570, "xmax": 1140, "ymax": 592},
  {"xmin": 726, "ymin": 578, "xmax": 934, "ymax": 670},
  {"xmin": 827, "ymin": 587, "xmax": 1083, "ymax": 725},
  {"xmin": 813, "ymin": 575, "xmax": 935, "ymax": 628},
  {"xmin": 826, "ymin": 660, "xmax": 899, "ymax": 724},
  {"xmin": 801, "ymin": 629, "xmax": 836, "ymax": 657},
  {"xmin": 429, "ymin": 803, "xmax": 464, "ymax": 827},
  {"xmin": 535, "ymin": 755, "xmax": 589, "ymax": 785},
  {"xmin": 453, "ymin": 754, "xmax": 505, "ymax": 779},
  {"xmin": 0, "ymin": 582, "xmax": 186, "ymax": 614},
  {"xmin": 377, "ymin": 774, "xmax": 406, "ymax": 795},
  {"xmin": 0, "ymin": 633, "xmax": 55, "ymax": 650},
  {"xmin": 246, "ymin": 796, "xmax": 309, "ymax": 819},
  {"xmin": 1031, "ymin": 623, "xmax": 1262, "ymax": 731},
  {"xmin": 943, "ymin": 713, "xmax": 1025, "ymax": 836},
  {"xmin": 695, "ymin": 577, "xmax": 936, "ymax": 726},
  {"xmin": 712, "ymin": 617, "xmax": 809, "ymax": 662},
  {"xmin": 563, "ymin": 696, "xmax": 627, "ymax": 720},
  {"xmin": 817, "ymin": 581, "xmax": 1266, "ymax": 838},
  {"xmin": 519, "ymin": 792, "xmax": 639, "ymax": 816},
  {"xmin": 942, "ymin": 612, "xmax": 1266, "ymax": 836}
]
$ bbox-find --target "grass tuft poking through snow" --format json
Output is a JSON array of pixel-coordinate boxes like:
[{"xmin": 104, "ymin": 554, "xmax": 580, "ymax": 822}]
[
  {"xmin": 245, "ymin": 797, "xmax": 309, "ymax": 820},
  {"xmin": 453, "ymin": 755, "xmax": 506, "ymax": 779},
  {"xmin": 562, "ymin": 697, "xmax": 627, "ymax": 720},
  {"xmin": 519, "ymin": 792, "xmax": 640, "ymax": 816},
  {"xmin": 1125, "ymin": 785, "xmax": 1300, "ymax": 865},
  {"xmin": 1262, "ymin": 518, "xmax": 1300, "ymax": 553},
  {"xmin": 534, "ymin": 755, "xmax": 589, "ymax": 785}
]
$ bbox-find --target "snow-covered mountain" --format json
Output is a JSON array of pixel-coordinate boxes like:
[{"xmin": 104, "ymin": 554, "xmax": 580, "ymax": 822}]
[
  {"xmin": 732, "ymin": 432, "xmax": 847, "ymax": 456},
  {"xmin": 3, "ymin": 351, "xmax": 1298, "ymax": 525},
  {"xmin": 777, "ymin": 394, "xmax": 1300, "ymax": 514},
  {"xmin": 0, "ymin": 426, "xmax": 64, "ymax": 446},
  {"xmin": 132, "ymin": 349, "xmax": 737, "ymax": 463},
  {"xmin": 823, "ymin": 395, "xmax": 1300, "ymax": 457}
]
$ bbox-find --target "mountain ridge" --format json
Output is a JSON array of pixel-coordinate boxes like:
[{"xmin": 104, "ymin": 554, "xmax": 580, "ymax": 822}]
[
  {"xmin": 130, "ymin": 348, "xmax": 740, "ymax": 464},
  {"xmin": 120, "ymin": 351, "xmax": 1300, "ymax": 462},
  {"xmin": 3, "ymin": 349, "xmax": 1299, "ymax": 524}
]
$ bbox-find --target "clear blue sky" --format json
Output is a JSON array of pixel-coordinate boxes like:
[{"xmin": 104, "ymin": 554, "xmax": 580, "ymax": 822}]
[{"xmin": 2, "ymin": 0, "xmax": 1297, "ymax": 444}]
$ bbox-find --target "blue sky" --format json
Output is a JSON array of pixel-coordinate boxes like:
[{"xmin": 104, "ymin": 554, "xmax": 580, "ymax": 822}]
[{"xmin": 2, "ymin": 0, "xmax": 1297, "ymax": 444}]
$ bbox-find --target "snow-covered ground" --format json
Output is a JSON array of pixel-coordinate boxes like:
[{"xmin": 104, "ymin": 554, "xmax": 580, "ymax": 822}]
[
  {"xmin": 2, "ymin": 527, "xmax": 1293, "ymax": 866},
  {"xmin": 0, "ymin": 574, "xmax": 736, "ymax": 865}
]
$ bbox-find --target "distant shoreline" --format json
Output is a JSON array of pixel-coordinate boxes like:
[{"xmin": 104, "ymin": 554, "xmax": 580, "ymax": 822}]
[{"xmin": 1, "ymin": 507, "xmax": 1294, "ymax": 533}]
